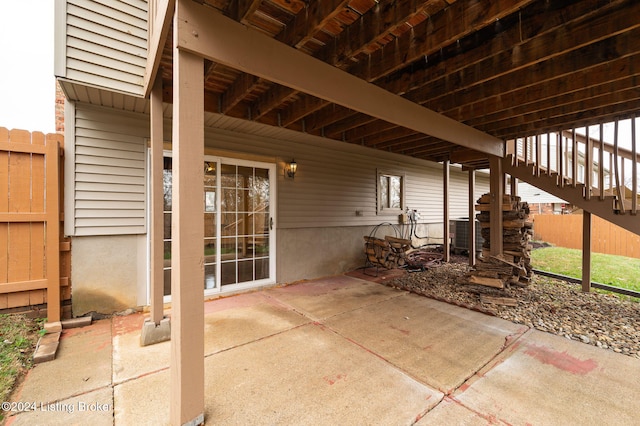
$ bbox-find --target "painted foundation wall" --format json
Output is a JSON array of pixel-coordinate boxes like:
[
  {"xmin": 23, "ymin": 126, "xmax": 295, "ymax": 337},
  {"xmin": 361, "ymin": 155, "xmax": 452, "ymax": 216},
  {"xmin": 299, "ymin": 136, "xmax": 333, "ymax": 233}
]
[
  {"xmin": 276, "ymin": 223, "xmax": 444, "ymax": 284},
  {"xmin": 69, "ymin": 223, "xmax": 444, "ymax": 315},
  {"xmin": 71, "ymin": 234, "xmax": 147, "ymax": 316}
]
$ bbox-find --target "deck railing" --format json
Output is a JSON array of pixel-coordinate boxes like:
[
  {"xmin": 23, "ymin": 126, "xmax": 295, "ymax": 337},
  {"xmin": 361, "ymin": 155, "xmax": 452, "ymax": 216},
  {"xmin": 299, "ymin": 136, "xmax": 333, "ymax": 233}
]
[{"xmin": 506, "ymin": 116, "xmax": 639, "ymax": 215}]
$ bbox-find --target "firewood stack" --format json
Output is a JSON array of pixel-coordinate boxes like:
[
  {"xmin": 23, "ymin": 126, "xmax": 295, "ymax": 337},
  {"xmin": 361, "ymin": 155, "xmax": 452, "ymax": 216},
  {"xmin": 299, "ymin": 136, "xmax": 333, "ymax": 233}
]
[
  {"xmin": 363, "ymin": 235, "xmax": 412, "ymax": 270},
  {"xmin": 466, "ymin": 193, "xmax": 534, "ymax": 289}
]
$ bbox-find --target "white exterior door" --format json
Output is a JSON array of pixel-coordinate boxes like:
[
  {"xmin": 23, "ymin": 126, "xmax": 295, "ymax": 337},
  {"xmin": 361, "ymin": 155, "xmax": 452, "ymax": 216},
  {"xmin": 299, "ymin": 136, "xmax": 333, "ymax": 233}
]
[{"xmin": 160, "ymin": 155, "xmax": 276, "ymax": 299}]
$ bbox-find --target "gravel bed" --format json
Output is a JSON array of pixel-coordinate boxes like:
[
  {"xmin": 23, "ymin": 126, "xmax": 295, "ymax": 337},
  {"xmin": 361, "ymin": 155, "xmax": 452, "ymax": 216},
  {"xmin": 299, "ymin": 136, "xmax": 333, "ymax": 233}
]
[{"xmin": 386, "ymin": 262, "xmax": 640, "ymax": 358}]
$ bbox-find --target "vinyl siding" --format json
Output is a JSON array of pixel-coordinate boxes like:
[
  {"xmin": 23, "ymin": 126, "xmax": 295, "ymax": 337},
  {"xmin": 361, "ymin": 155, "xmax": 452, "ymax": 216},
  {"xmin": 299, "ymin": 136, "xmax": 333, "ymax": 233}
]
[
  {"xmin": 201, "ymin": 124, "xmax": 490, "ymax": 228},
  {"xmin": 68, "ymin": 104, "xmax": 489, "ymax": 235},
  {"xmin": 72, "ymin": 104, "xmax": 148, "ymax": 236},
  {"xmin": 60, "ymin": 0, "xmax": 147, "ymax": 95}
]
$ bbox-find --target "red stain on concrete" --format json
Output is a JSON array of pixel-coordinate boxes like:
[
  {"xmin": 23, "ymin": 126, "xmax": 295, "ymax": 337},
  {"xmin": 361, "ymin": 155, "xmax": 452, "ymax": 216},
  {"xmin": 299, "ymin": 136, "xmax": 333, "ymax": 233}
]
[
  {"xmin": 112, "ymin": 313, "xmax": 144, "ymax": 336},
  {"xmin": 389, "ymin": 324, "xmax": 410, "ymax": 335},
  {"xmin": 524, "ymin": 344, "xmax": 597, "ymax": 375},
  {"xmin": 323, "ymin": 373, "xmax": 347, "ymax": 385}
]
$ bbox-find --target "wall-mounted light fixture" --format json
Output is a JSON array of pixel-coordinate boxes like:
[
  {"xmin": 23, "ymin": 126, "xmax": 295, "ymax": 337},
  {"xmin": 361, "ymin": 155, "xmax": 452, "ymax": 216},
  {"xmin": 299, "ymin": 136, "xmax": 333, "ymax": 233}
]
[
  {"xmin": 204, "ymin": 162, "xmax": 215, "ymax": 174},
  {"xmin": 285, "ymin": 159, "xmax": 297, "ymax": 179}
]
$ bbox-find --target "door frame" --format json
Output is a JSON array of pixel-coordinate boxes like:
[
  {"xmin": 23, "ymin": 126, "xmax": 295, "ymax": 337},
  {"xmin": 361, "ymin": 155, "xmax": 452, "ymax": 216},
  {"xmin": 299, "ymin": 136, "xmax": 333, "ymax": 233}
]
[{"xmin": 146, "ymin": 150, "xmax": 277, "ymax": 304}]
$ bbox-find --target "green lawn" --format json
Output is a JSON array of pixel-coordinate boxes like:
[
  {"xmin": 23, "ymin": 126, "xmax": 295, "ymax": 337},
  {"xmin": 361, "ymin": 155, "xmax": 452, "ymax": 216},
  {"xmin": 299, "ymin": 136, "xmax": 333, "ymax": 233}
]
[{"xmin": 530, "ymin": 246, "xmax": 640, "ymax": 292}]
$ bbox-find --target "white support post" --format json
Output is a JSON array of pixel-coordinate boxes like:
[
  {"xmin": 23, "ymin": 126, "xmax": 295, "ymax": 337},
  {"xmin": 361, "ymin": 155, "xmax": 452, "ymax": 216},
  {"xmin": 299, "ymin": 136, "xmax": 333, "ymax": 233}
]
[{"xmin": 171, "ymin": 5, "xmax": 205, "ymax": 423}]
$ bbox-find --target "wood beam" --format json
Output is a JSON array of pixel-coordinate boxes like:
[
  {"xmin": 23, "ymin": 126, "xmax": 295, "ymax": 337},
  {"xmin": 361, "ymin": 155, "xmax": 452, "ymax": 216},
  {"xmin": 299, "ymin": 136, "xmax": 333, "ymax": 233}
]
[
  {"xmin": 45, "ymin": 137, "xmax": 61, "ymax": 323},
  {"xmin": 340, "ymin": 2, "xmax": 640, "ymax": 148},
  {"xmin": 351, "ymin": 0, "xmax": 534, "ymax": 81},
  {"xmin": 468, "ymin": 168, "xmax": 476, "ymax": 267},
  {"xmin": 582, "ymin": 211, "xmax": 592, "ymax": 293},
  {"xmin": 221, "ymin": 73, "xmax": 260, "ymax": 114},
  {"xmin": 446, "ymin": 56, "xmax": 640, "ymax": 129},
  {"xmin": 443, "ymin": 159, "xmax": 450, "ymax": 263},
  {"xmin": 407, "ymin": 0, "xmax": 636, "ymax": 106},
  {"xmin": 479, "ymin": 68, "xmax": 640, "ymax": 135},
  {"xmin": 316, "ymin": 0, "xmax": 448, "ymax": 68},
  {"xmin": 397, "ymin": 141, "xmax": 453, "ymax": 157},
  {"xmin": 251, "ymin": 85, "xmax": 297, "ymax": 120},
  {"xmin": 144, "ymin": 0, "xmax": 175, "ymax": 96},
  {"xmin": 325, "ymin": 113, "xmax": 377, "ymax": 139},
  {"xmin": 171, "ymin": 4, "xmax": 205, "ymax": 422},
  {"xmin": 175, "ymin": 1, "xmax": 503, "ymax": 156},
  {"xmin": 273, "ymin": 0, "xmax": 445, "ymax": 125},
  {"xmin": 247, "ymin": 1, "xmax": 349, "ymax": 122},
  {"xmin": 232, "ymin": 0, "xmax": 261, "ymax": 23},
  {"xmin": 150, "ymin": 73, "xmax": 164, "ymax": 325},
  {"xmin": 493, "ymin": 98, "xmax": 640, "ymax": 140},
  {"xmin": 450, "ymin": 149, "xmax": 488, "ymax": 164},
  {"xmin": 489, "ymin": 156, "xmax": 504, "ymax": 256},
  {"xmin": 283, "ymin": 0, "xmax": 528, "ymax": 133},
  {"xmin": 280, "ymin": 94, "xmax": 328, "ymax": 127},
  {"xmin": 305, "ymin": 104, "xmax": 353, "ymax": 133},
  {"xmin": 277, "ymin": 1, "xmax": 350, "ymax": 47},
  {"xmin": 374, "ymin": 134, "xmax": 437, "ymax": 151}
]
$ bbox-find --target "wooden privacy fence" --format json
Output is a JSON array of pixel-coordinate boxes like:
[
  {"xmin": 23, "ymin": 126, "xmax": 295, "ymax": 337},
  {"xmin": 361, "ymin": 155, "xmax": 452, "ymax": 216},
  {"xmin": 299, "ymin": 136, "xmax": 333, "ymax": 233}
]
[
  {"xmin": 0, "ymin": 128, "xmax": 70, "ymax": 321},
  {"xmin": 533, "ymin": 214, "xmax": 640, "ymax": 259}
]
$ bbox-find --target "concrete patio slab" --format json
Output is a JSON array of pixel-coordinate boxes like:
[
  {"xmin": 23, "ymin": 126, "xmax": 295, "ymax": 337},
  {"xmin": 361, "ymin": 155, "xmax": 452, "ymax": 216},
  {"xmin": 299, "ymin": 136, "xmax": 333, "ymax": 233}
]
[
  {"xmin": 266, "ymin": 275, "xmax": 405, "ymax": 320},
  {"xmin": 7, "ymin": 274, "xmax": 640, "ymax": 425},
  {"xmin": 115, "ymin": 323, "xmax": 442, "ymax": 425},
  {"xmin": 453, "ymin": 329, "xmax": 640, "ymax": 425},
  {"xmin": 7, "ymin": 387, "xmax": 113, "ymax": 426},
  {"xmin": 10, "ymin": 319, "xmax": 112, "ymax": 405},
  {"xmin": 324, "ymin": 293, "xmax": 528, "ymax": 393},
  {"xmin": 112, "ymin": 292, "xmax": 309, "ymax": 384}
]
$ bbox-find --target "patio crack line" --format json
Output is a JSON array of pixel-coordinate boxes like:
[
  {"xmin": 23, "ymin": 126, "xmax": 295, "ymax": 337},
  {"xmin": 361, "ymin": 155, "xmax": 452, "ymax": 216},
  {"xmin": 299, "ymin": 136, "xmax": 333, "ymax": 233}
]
[
  {"xmin": 411, "ymin": 327, "xmax": 531, "ymax": 424},
  {"xmin": 203, "ymin": 322, "xmax": 312, "ymax": 359},
  {"xmin": 112, "ymin": 322, "xmax": 315, "ymax": 389},
  {"xmin": 263, "ymin": 288, "xmax": 409, "ymax": 323},
  {"xmin": 311, "ymin": 317, "xmax": 440, "ymax": 392},
  {"xmin": 442, "ymin": 327, "xmax": 531, "ymax": 396}
]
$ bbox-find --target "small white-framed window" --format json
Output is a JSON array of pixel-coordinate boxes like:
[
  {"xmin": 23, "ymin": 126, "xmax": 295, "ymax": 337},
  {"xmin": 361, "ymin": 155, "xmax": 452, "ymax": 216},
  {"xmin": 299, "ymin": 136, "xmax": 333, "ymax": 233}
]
[{"xmin": 377, "ymin": 170, "xmax": 405, "ymax": 214}]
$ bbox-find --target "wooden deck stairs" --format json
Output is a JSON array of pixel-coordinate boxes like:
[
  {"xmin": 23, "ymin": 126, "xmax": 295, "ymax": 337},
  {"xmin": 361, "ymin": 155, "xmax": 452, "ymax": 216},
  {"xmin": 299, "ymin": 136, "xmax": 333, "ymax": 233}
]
[{"xmin": 502, "ymin": 124, "xmax": 640, "ymax": 236}]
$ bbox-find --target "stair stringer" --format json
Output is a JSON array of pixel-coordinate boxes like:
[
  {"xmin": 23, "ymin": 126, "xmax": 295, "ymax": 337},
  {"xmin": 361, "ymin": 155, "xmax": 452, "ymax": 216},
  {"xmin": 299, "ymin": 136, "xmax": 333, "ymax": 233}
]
[{"xmin": 502, "ymin": 157, "xmax": 640, "ymax": 236}]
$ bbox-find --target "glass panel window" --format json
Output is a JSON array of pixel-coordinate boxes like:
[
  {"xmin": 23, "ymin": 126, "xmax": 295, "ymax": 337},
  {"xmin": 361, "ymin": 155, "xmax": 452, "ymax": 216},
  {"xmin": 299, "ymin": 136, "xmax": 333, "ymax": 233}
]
[{"xmin": 377, "ymin": 170, "xmax": 405, "ymax": 214}]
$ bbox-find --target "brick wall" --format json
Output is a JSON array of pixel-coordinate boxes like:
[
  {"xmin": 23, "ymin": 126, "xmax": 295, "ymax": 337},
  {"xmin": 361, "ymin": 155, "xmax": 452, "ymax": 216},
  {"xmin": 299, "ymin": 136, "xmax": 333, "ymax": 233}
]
[{"xmin": 55, "ymin": 81, "xmax": 65, "ymax": 133}]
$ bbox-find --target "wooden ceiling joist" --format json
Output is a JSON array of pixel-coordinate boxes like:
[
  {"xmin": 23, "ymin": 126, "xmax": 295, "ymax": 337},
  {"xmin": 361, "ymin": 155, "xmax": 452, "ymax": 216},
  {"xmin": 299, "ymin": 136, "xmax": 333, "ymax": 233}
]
[
  {"xmin": 176, "ymin": 0, "xmax": 504, "ymax": 156},
  {"xmin": 136, "ymin": 0, "xmax": 640, "ymax": 168}
]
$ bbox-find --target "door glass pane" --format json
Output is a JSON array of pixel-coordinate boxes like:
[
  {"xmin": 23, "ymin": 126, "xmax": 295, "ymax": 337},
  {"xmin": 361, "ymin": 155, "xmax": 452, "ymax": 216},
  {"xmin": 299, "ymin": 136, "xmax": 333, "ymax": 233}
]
[
  {"xmin": 221, "ymin": 164, "xmax": 236, "ymax": 187},
  {"xmin": 204, "ymin": 212, "xmax": 216, "ymax": 238},
  {"xmin": 254, "ymin": 235, "xmax": 269, "ymax": 257},
  {"xmin": 238, "ymin": 166, "xmax": 252, "ymax": 189},
  {"xmin": 221, "ymin": 262, "xmax": 236, "ymax": 285},
  {"xmin": 204, "ymin": 238, "xmax": 216, "ymax": 262},
  {"xmin": 204, "ymin": 264, "xmax": 216, "ymax": 290},
  {"xmin": 221, "ymin": 188, "xmax": 236, "ymax": 212},
  {"xmin": 238, "ymin": 260, "xmax": 254, "ymax": 282},
  {"xmin": 221, "ymin": 237, "xmax": 237, "ymax": 260},
  {"xmin": 255, "ymin": 258, "xmax": 269, "ymax": 280}
]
